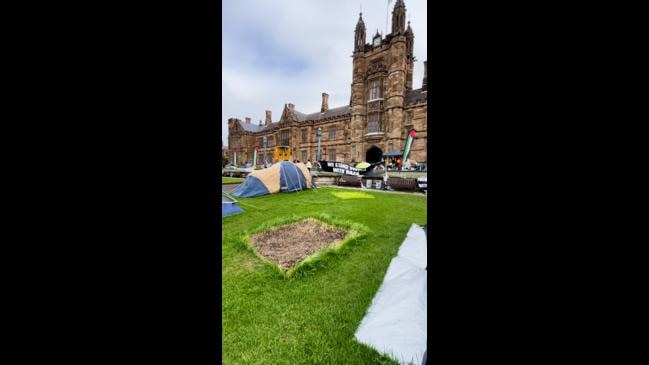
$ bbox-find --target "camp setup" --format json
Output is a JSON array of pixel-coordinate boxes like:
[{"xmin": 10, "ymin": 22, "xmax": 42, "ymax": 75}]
[
  {"xmin": 355, "ymin": 223, "xmax": 427, "ymax": 365},
  {"xmin": 222, "ymin": 192, "xmax": 243, "ymax": 217},
  {"xmin": 231, "ymin": 161, "xmax": 313, "ymax": 198},
  {"xmin": 383, "ymin": 149, "xmax": 402, "ymax": 158}
]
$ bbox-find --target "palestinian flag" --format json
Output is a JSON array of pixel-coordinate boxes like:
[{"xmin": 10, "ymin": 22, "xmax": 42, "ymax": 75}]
[{"xmin": 402, "ymin": 129, "xmax": 416, "ymax": 163}]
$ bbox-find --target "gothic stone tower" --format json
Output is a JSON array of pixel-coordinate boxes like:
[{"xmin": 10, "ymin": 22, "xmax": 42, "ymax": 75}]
[
  {"xmin": 350, "ymin": 0, "xmax": 416, "ymax": 163},
  {"xmin": 225, "ymin": 0, "xmax": 426, "ymax": 166}
]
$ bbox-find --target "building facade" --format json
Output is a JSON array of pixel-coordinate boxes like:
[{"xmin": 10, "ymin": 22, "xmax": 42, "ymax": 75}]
[{"xmin": 227, "ymin": 0, "xmax": 427, "ymax": 165}]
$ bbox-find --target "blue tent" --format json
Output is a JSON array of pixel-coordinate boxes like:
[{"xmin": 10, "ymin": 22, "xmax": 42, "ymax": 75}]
[
  {"xmin": 383, "ymin": 149, "xmax": 402, "ymax": 157},
  {"xmin": 231, "ymin": 161, "xmax": 313, "ymax": 198},
  {"xmin": 222, "ymin": 192, "xmax": 243, "ymax": 217}
]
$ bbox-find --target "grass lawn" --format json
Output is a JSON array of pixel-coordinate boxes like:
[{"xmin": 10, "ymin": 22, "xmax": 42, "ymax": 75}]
[
  {"xmin": 222, "ymin": 187, "xmax": 426, "ymax": 364},
  {"xmin": 223, "ymin": 177, "xmax": 244, "ymax": 184}
]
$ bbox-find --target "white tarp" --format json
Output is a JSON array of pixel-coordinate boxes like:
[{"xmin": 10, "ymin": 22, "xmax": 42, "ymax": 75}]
[{"xmin": 355, "ymin": 224, "xmax": 427, "ymax": 365}]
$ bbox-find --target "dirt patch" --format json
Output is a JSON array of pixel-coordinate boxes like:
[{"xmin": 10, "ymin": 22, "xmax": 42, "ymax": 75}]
[{"xmin": 250, "ymin": 219, "xmax": 348, "ymax": 269}]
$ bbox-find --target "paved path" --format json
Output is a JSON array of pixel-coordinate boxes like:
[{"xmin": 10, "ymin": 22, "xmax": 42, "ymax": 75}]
[{"xmin": 222, "ymin": 184, "xmax": 240, "ymax": 193}]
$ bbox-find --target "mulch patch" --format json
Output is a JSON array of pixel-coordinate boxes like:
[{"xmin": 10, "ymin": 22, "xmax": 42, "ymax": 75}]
[{"xmin": 250, "ymin": 219, "xmax": 348, "ymax": 269}]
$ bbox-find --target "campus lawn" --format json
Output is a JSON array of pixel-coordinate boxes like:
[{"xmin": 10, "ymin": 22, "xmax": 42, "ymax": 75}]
[
  {"xmin": 222, "ymin": 187, "xmax": 426, "ymax": 365},
  {"xmin": 222, "ymin": 177, "xmax": 244, "ymax": 184}
]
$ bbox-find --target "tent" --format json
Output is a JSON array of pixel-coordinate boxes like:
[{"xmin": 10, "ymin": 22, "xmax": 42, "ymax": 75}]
[
  {"xmin": 355, "ymin": 224, "xmax": 427, "ymax": 365},
  {"xmin": 383, "ymin": 149, "xmax": 402, "ymax": 157},
  {"xmin": 222, "ymin": 192, "xmax": 243, "ymax": 217},
  {"xmin": 231, "ymin": 161, "xmax": 313, "ymax": 198}
]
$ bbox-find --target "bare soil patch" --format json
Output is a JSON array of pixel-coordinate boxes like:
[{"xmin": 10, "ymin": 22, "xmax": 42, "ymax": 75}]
[{"xmin": 250, "ymin": 219, "xmax": 348, "ymax": 269}]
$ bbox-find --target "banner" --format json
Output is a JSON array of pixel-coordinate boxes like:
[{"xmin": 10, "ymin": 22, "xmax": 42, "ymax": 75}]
[
  {"xmin": 252, "ymin": 146, "xmax": 259, "ymax": 168},
  {"xmin": 318, "ymin": 161, "xmax": 367, "ymax": 176}
]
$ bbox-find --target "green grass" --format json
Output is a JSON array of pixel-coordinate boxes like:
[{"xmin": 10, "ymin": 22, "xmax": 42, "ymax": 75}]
[
  {"xmin": 223, "ymin": 177, "xmax": 244, "ymax": 184},
  {"xmin": 222, "ymin": 187, "xmax": 426, "ymax": 364}
]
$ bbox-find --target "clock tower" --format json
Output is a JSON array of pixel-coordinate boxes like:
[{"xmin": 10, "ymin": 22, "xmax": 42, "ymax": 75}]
[{"xmin": 350, "ymin": 0, "xmax": 413, "ymax": 161}]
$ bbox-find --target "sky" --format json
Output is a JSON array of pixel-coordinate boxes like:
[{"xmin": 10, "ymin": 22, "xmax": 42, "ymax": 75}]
[{"xmin": 222, "ymin": 0, "xmax": 427, "ymax": 145}]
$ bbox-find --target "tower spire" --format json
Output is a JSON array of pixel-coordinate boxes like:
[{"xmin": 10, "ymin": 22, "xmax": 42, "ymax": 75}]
[
  {"xmin": 391, "ymin": 0, "xmax": 406, "ymax": 34},
  {"xmin": 405, "ymin": 20, "xmax": 414, "ymax": 62},
  {"xmin": 354, "ymin": 11, "xmax": 366, "ymax": 53}
]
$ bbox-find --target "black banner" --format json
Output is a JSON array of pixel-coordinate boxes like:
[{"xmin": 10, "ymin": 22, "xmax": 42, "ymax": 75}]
[{"xmin": 317, "ymin": 161, "xmax": 383, "ymax": 176}]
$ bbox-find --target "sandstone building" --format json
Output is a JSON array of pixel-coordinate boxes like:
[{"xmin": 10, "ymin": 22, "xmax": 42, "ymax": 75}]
[{"xmin": 227, "ymin": 0, "xmax": 427, "ymax": 165}]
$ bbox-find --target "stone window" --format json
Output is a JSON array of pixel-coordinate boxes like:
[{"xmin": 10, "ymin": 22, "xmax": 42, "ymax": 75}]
[
  {"xmin": 352, "ymin": 145, "xmax": 356, "ymax": 159},
  {"xmin": 301, "ymin": 129, "xmax": 308, "ymax": 143},
  {"xmin": 329, "ymin": 126, "xmax": 336, "ymax": 140},
  {"xmin": 369, "ymin": 79, "xmax": 382, "ymax": 100},
  {"xmin": 368, "ymin": 114, "xmax": 381, "ymax": 133},
  {"xmin": 301, "ymin": 151, "xmax": 307, "ymax": 162},
  {"xmin": 330, "ymin": 149, "xmax": 336, "ymax": 162},
  {"xmin": 280, "ymin": 130, "xmax": 290, "ymax": 146}
]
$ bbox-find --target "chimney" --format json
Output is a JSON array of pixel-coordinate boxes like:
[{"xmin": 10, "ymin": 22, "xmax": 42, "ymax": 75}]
[
  {"xmin": 422, "ymin": 61, "xmax": 427, "ymax": 90},
  {"xmin": 259, "ymin": 119, "xmax": 262, "ymax": 126},
  {"xmin": 265, "ymin": 110, "xmax": 272, "ymax": 125},
  {"xmin": 321, "ymin": 93, "xmax": 329, "ymax": 112},
  {"xmin": 287, "ymin": 103, "xmax": 294, "ymax": 110},
  {"xmin": 245, "ymin": 117, "xmax": 251, "ymax": 124}
]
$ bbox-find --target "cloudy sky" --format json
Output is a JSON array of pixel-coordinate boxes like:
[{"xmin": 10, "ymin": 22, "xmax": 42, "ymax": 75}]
[{"xmin": 222, "ymin": 0, "xmax": 427, "ymax": 144}]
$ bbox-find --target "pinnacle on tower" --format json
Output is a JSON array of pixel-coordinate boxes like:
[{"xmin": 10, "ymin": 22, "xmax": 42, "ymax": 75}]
[
  {"xmin": 391, "ymin": 0, "xmax": 407, "ymax": 34},
  {"xmin": 422, "ymin": 61, "xmax": 428, "ymax": 90},
  {"xmin": 354, "ymin": 12, "xmax": 366, "ymax": 52},
  {"xmin": 405, "ymin": 20, "xmax": 414, "ymax": 60}
]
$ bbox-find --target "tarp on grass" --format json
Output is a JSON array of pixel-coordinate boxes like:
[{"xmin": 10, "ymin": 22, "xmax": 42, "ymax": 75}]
[
  {"xmin": 222, "ymin": 192, "xmax": 243, "ymax": 217},
  {"xmin": 231, "ymin": 161, "xmax": 313, "ymax": 198},
  {"xmin": 355, "ymin": 224, "xmax": 427, "ymax": 365}
]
